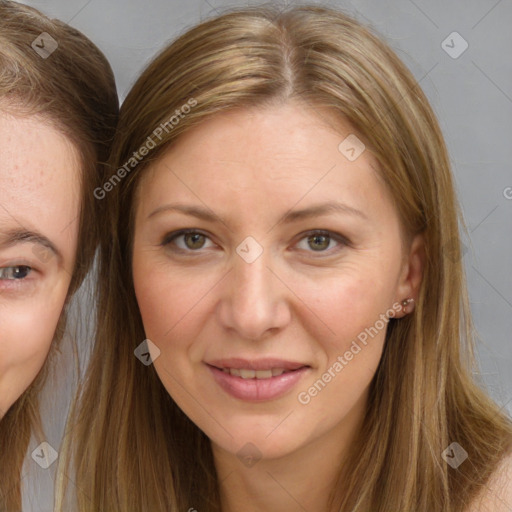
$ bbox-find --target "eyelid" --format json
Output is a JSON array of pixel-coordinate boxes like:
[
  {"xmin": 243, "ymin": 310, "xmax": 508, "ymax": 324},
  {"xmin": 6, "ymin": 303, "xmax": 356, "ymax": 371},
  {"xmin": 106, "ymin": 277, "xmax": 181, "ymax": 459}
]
[
  {"xmin": 293, "ymin": 229, "xmax": 349, "ymax": 254},
  {"xmin": 161, "ymin": 229, "xmax": 217, "ymax": 251},
  {"xmin": 161, "ymin": 228, "xmax": 349, "ymax": 256},
  {"xmin": 0, "ymin": 261, "xmax": 34, "ymax": 271}
]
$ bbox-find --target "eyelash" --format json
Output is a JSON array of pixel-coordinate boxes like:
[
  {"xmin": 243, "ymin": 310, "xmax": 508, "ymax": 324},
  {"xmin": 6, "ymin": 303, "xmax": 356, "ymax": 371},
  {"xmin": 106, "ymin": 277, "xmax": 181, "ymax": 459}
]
[{"xmin": 161, "ymin": 229, "xmax": 349, "ymax": 257}]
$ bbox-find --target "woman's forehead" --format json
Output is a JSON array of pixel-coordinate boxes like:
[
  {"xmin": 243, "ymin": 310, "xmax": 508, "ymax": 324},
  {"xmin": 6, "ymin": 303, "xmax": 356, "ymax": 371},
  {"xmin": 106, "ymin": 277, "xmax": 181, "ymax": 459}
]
[
  {"xmin": 132, "ymin": 104, "xmax": 404, "ymax": 242},
  {"xmin": 138, "ymin": 105, "xmax": 380, "ymax": 202}
]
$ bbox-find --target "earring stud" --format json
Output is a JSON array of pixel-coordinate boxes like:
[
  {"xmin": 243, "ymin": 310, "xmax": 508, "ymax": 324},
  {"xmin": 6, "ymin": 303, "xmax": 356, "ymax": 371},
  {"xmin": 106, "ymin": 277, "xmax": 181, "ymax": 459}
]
[{"xmin": 401, "ymin": 298, "xmax": 415, "ymax": 314}]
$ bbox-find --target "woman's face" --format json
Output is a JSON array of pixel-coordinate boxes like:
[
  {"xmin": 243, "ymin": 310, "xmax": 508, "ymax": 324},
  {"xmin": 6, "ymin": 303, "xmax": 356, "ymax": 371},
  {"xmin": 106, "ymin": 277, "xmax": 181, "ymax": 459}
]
[
  {"xmin": 0, "ymin": 113, "xmax": 80, "ymax": 418},
  {"xmin": 132, "ymin": 103, "xmax": 423, "ymax": 463}
]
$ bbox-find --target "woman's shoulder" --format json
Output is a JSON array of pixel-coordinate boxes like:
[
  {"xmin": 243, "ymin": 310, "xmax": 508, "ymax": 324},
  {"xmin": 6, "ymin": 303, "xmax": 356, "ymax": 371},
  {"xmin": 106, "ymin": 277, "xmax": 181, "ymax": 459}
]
[{"xmin": 466, "ymin": 452, "xmax": 512, "ymax": 511}]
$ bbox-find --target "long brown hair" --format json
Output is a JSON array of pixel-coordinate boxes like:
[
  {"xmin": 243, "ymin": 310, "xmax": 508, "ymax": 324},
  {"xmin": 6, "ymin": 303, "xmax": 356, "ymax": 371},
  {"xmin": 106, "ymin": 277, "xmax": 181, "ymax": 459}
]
[
  {"xmin": 0, "ymin": 2, "xmax": 118, "ymax": 510},
  {"xmin": 62, "ymin": 5, "xmax": 511, "ymax": 511}
]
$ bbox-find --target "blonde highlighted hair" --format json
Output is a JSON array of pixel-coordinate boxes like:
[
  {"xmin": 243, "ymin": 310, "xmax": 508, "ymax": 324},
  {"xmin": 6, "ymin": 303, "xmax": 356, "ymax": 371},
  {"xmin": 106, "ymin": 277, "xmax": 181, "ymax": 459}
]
[
  {"xmin": 61, "ymin": 4, "xmax": 511, "ymax": 511},
  {"xmin": 0, "ymin": 1, "xmax": 118, "ymax": 510}
]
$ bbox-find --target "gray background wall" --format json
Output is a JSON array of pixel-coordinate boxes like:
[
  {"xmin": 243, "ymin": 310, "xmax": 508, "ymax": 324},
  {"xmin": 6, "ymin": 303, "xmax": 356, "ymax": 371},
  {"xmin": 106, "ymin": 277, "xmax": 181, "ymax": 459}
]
[{"xmin": 17, "ymin": 0, "xmax": 512, "ymax": 510}]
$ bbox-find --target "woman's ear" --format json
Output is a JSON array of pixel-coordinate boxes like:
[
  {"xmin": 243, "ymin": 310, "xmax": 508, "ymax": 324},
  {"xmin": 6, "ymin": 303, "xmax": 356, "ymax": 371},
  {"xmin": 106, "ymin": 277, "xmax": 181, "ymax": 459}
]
[{"xmin": 395, "ymin": 233, "xmax": 425, "ymax": 317}]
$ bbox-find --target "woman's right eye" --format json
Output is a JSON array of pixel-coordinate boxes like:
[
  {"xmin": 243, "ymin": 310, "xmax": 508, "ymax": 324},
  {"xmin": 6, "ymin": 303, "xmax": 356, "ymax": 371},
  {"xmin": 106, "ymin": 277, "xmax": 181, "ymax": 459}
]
[
  {"xmin": 162, "ymin": 230, "xmax": 215, "ymax": 252},
  {"xmin": 0, "ymin": 265, "xmax": 32, "ymax": 280}
]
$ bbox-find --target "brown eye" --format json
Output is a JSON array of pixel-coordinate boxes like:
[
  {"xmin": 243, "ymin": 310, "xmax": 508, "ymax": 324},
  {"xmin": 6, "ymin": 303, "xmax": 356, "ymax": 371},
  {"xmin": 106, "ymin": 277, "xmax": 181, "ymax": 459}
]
[
  {"xmin": 162, "ymin": 230, "xmax": 215, "ymax": 252},
  {"xmin": 183, "ymin": 233, "xmax": 206, "ymax": 250}
]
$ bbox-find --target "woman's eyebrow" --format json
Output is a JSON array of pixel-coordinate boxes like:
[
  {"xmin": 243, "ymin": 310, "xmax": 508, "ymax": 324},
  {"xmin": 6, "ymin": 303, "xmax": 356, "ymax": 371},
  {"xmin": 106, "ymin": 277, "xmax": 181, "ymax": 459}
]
[
  {"xmin": 147, "ymin": 200, "xmax": 368, "ymax": 225},
  {"xmin": 147, "ymin": 204, "xmax": 220, "ymax": 222},
  {"xmin": 280, "ymin": 201, "xmax": 368, "ymax": 223},
  {"xmin": 0, "ymin": 228, "xmax": 62, "ymax": 262}
]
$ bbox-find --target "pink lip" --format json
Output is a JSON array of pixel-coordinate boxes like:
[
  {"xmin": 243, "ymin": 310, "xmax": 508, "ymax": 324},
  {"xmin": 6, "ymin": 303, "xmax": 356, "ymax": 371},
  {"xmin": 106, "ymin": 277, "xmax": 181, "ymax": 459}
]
[
  {"xmin": 206, "ymin": 361, "xmax": 310, "ymax": 402},
  {"xmin": 207, "ymin": 358, "xmax": 307, "ymax": 371}
]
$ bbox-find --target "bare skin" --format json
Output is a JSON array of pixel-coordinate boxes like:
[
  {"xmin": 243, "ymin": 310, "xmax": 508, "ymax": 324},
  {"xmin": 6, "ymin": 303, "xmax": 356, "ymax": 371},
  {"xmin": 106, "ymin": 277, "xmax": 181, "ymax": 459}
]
[
  {"xmin": 132, "ymin": 102, "xmax": 424, "ymax": 511},
  {"xmin": 0, "ymin": 112, "xmax": 79, "ymax": 418}
]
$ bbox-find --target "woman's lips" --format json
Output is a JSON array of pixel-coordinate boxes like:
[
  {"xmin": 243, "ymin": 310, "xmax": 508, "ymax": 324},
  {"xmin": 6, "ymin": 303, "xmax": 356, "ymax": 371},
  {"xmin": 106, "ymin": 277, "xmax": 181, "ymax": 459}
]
[
  {"xmin": 206, "ymin": 362, "xmax": 310, "ymax": 402},
  {"xmin": 207, "ymin": 357, "xmax": 307, "ymax": 371}
]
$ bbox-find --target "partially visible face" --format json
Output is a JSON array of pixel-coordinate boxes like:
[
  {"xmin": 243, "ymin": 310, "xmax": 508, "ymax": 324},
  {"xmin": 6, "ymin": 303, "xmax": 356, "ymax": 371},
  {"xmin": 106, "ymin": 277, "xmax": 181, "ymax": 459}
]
[
  {"xmin": 132, "ymin": 103, "xmax": 422, "ymax": 463},
  {"xmin": 0, "ymin": 112, "xmax": 80, "ymax": 418}
]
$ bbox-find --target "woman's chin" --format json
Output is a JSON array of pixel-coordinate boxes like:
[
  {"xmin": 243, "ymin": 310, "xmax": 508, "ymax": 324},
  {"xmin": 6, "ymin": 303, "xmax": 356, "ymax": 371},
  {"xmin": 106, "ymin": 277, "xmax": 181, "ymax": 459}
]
[{"xmin": 209, "ymin": 428, "xmax": 308, "ymax": 464}]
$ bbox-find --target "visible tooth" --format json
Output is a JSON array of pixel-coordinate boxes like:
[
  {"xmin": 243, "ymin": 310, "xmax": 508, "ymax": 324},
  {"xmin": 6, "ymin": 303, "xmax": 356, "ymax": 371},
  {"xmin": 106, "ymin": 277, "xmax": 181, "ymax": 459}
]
[
  {"xmin": 227, "ymin": 368, "xmax": 287, "ymax": 379},
  {"xmin": 255, "ymin": 370, "xmax": 272, "ymax": 379}
]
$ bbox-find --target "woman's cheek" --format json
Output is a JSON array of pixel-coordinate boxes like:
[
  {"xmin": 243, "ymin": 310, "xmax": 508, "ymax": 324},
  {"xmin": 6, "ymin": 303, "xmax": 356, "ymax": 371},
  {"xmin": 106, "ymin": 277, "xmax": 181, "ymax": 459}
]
[
  {"xmin": 291, "ymin": 272, "xmax": 371, "ymax": 337},
  {"xmin": 134, "ymin": 261, "xmax": 220, "ymax": 341},
  {"xmin": 135, "ymin": 275, "xmax": 186, "ymax": 340},
  {"xmin": 0, "ymin": 304, "xmax": 59, "ymax": 412}
]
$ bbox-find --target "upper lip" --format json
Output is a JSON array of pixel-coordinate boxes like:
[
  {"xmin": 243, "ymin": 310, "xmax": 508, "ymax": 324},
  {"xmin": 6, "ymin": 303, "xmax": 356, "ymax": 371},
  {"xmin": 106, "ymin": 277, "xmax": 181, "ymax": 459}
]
[{"xmin": 206, "ymin": 358, "xmax": 309, "ymax": 371}]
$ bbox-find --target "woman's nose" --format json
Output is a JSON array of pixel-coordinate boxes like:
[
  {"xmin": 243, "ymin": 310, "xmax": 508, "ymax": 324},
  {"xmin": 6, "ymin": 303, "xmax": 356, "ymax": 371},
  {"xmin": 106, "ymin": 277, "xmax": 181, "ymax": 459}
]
[{"xmin": 216, "ymin": 241, "xmax": 291, "ymax": 341}]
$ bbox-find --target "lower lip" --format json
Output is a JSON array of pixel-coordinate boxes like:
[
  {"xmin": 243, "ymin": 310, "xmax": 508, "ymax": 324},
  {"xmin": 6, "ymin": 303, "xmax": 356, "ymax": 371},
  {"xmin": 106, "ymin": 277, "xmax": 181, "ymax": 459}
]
[{"xmin": 207, "ymin": 365, "xmax": 310, "ymax": 402}]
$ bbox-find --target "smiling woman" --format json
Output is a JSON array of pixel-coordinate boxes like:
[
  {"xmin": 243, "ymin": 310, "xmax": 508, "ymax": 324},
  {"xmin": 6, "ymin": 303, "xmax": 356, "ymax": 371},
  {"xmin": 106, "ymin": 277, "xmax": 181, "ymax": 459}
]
[
  {"xmin": 0, "ymin": 1, "xmax": 118, "ymax": 510},
  {"xmin": 63, "ymin": 4, "xmax": 511, "ymax": 512}
]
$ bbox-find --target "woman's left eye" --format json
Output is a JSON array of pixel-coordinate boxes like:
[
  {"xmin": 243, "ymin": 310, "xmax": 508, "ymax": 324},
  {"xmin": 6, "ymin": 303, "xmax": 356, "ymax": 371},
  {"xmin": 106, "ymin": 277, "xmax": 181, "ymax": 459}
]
[
  {"xmin": 295, "ymin": 231, "xmax": 346, "ymax": 253},
  {"xmin": 0, "ymin": 265, "xmax": 32, "ymax": 280}
]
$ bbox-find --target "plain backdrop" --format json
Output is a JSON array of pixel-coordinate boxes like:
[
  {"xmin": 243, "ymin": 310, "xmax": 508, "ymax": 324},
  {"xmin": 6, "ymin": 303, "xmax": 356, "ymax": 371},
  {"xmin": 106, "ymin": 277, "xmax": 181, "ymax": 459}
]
[{"xmin": 15, "ymin": 1, "xmax": 512, "ymax": 510}]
